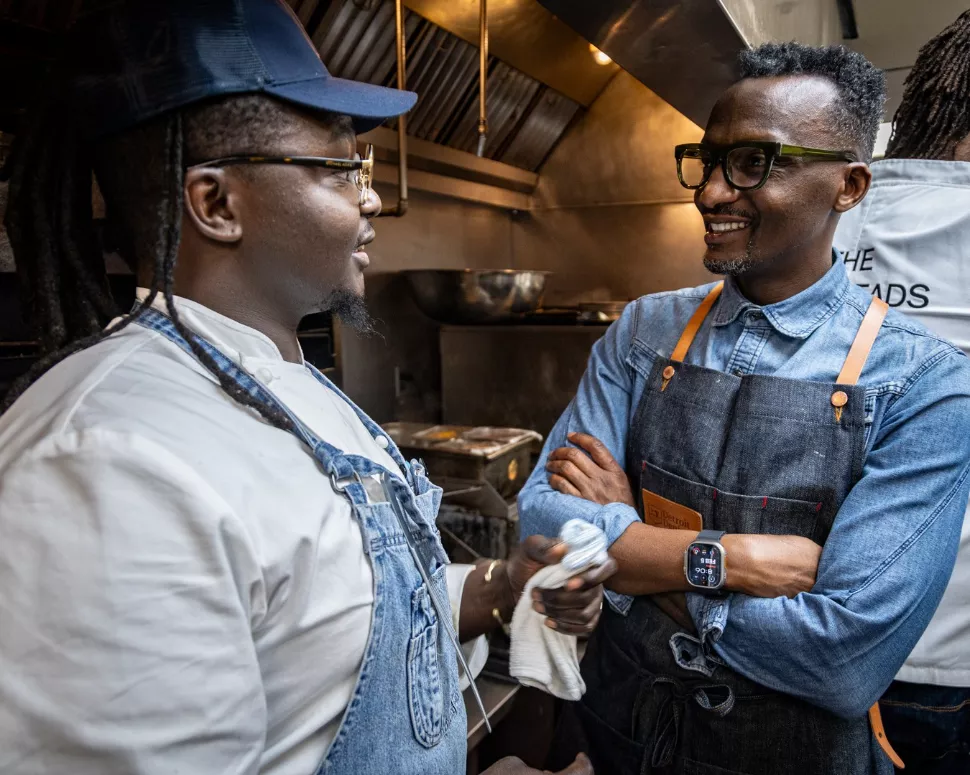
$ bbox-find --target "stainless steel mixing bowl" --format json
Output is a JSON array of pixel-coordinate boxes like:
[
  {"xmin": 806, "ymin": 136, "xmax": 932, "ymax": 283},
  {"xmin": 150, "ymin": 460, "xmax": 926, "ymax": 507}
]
[{"xmin": 404, "ymin": 269, "xmax": 550, "ymax": 324}]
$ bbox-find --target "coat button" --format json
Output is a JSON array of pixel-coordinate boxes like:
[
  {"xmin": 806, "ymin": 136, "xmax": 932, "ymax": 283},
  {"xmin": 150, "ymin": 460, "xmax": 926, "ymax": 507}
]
[
  {"xmin": 255, "ymin": 367, "xmax": 275, "ymax": 384},
  {"xmin": 831, "ymin": 390, "xmax": 849, "ymax": 408},
  {"xmin": 375, "ymin": 435, "xmax": 390, "ymax": 449},
  {"xmin": 662, "ymin": 366, "xmax": 675, "ymax": 380}
]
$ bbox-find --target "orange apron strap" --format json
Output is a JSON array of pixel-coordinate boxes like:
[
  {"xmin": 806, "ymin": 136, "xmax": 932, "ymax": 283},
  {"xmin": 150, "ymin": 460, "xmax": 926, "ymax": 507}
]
[
  {"xmin": 835, "ymin": 296, "xmax": 900, "ymax": 767},
  {"xmin": 671, "ymin": 282, "xmax": 725, "ymax": 363},
  {"xmin": 830, "ymin": 297, "xmax": 890, "ymax": 422},
  {"xmin": 869, "ymin": 702, "xmax": 905, "ymax": 769},
  {"xmin": 837, "ymin": 297, "xmax": 890, "ymax": 385}
]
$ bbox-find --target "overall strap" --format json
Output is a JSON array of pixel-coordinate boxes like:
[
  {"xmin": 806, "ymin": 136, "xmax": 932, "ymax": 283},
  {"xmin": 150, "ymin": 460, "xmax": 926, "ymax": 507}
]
[
  {"xmin": 660, "ymin": 282, "xmax": 723, "ymax": 392},
  {"xmin": 830, "ymin": 297, "xmax": 890, "ymax": 422}
]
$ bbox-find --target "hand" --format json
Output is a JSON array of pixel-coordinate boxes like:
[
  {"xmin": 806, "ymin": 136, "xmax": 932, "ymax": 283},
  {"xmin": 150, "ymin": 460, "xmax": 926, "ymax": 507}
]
[
  {"xmin": 725, "ymin": 533, "xmax": 822, "ymax": 598},
  {"xmin": 505, "ymin": 536, "xmax": 618, "ymax": 635},
  {"xmin": 483, "ymin": 753, "xmax": 594, "ymax": 774},
  {"xmin": 545, "ymin": 432, "xmax": 635, "ymax": 508}
]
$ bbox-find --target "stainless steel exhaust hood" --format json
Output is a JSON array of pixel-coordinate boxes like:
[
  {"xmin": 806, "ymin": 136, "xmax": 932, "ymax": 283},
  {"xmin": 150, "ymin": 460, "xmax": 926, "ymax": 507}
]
[
  {"xmin": 289, "ymin": 0, "xmax": 593, "ymax": 174},
  {"xmin": 534, "ymin": 0, "xmax": 841, "ymax": 127}
]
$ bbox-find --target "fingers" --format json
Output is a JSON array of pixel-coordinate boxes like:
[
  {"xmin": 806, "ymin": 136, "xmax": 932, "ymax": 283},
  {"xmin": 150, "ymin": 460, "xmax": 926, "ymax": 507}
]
[
  {"xmin": 521, "ymin": 535, "xmax": 567, "ymax": 566},
  {"xmin": 547, "ymin": 447, "xmax": 599, "ymax": 478},
  {"xmin": 545, "ymin": 459, "xmax": 591, "ymax": 490},
  {"xmin": 553, "ymin": 557, "xmax": 619, "ymax": 594},
  {"xmin": 556, "ymin": 753, "xmax": 594, "ymax": 775},
  {"xmin": 567, "ymin": 432, "xmax": 621, "ymax": 471},
  {"xmin": 548, "ymin": 474, "xmax": 582, "ymax": 498},
  {"xmin": 541, "ymin": 596, "xmax": 602, "ymax": 635},
  {"xmin": 535, "ymin": 584, "xmax": 599, "ymax": 611}
]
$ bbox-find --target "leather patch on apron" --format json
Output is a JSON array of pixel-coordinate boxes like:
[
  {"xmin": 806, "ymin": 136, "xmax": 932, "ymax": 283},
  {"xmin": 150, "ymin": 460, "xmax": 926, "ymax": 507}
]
[{"xmin": 641, "ymin": 488, "xmax": 703, "ymax": 532}]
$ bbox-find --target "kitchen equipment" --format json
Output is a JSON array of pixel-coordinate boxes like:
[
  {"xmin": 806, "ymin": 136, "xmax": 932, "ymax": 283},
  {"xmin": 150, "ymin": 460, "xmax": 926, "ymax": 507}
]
[
  {"xmin": 385, "ymin": 422, "xmax": 541, "ymax": 498},
  {"xmin": 577, "ymin": 300, "xmax": 628, "ymax": 323},
  {"xmin": 404, "ymin": 269, "xmax": 550, "ymax": 324}
]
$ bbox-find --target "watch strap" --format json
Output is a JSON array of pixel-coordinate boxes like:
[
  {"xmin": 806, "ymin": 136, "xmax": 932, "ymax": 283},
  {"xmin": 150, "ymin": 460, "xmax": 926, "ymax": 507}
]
[{"xmin": 696, "ymin": 529, "xmax": 725, "ymax": 543}]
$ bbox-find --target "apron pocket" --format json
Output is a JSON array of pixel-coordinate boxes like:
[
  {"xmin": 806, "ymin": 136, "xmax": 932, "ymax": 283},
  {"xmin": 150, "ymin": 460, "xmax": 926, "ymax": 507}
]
[
  {"xmin": 407, "ymin": 563, "xmax": 451, "ymax": 748},
  {"xmin": 641, "ymin": 461, "xmax": 821, "ymax": 542}
]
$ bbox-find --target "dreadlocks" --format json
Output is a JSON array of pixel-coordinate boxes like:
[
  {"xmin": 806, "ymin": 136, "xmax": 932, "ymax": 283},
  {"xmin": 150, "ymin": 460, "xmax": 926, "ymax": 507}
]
[
  {"xmin": 1, "ymin": 93, "xmax": 346, "ymax": 428},
  {"xmin": 886, "ymin": 10, "xmax": 970, "ymax": 160}
]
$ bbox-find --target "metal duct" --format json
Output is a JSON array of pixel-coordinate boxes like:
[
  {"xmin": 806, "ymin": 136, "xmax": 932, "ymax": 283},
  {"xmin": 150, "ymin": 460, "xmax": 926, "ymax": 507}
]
[
  {"xmin": 288, "ymin": 0, "xmax": 582, "ymax": 172},
  {"xmin": 535, "ymin": 0, "xmax": 842, "ymax": 128},
  {"xmin": 533, "ymin": 0, "xmax": 745, "ymax": 127}
]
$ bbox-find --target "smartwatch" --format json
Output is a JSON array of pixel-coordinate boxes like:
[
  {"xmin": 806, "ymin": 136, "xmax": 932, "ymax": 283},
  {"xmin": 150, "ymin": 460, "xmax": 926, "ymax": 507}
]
[{"xmin": 684, "ymin": 529, "xmax": 727, "ymax": 593}]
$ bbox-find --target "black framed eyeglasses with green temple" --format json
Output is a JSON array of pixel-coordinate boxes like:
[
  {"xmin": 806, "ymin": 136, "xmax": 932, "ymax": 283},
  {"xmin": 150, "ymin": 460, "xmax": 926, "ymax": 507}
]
[
  {"xmin": 188, "ymin": 144, "xmax": 376, "ymax": 204},
  {"xmin": 674, "ymin": 141, "xmax": 857, "ymax": 191}
]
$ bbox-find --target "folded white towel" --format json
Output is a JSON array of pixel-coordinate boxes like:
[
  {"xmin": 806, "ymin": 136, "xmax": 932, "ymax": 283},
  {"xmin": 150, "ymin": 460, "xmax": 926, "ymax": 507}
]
[
  {"xmin": 509, "ymin": 520, "xmax": 609, "ymax": 701},
  {"xmin": 509, "ymin": 562, "xmax": 585, "ymax": 700}
]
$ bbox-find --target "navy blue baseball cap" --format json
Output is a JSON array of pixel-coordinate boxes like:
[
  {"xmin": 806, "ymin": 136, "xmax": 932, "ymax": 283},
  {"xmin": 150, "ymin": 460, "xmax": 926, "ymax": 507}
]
[{"xmin": 66, "ymin": 0, "xmax": 417, "ymax": 140}]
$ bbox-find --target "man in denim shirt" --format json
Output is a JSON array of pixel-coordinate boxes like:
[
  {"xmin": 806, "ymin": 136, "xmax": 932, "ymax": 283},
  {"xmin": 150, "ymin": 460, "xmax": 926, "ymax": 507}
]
[{"xmin": 519, "ymin": 43, "xmax": 970, "ymax": 775}]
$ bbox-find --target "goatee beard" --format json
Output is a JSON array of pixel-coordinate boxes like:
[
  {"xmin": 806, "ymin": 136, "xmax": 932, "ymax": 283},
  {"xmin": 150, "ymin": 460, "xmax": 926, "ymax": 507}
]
[
  {"xmin": 704, "ymin": 253, "xmax": 756, "ymax": 276},
  {"xmin": 703, "ymin": 238, "xmax": 756, "ymax": 276},
  {"xmin": 325, "ymin": 289, "xmax": 374, "ymax": 334}
]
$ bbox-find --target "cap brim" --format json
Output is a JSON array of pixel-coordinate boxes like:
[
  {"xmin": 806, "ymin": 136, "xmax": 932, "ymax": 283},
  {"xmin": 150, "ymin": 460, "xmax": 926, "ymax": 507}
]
[{"xmin": 266, "ymin": 75, "xmax": 417, "ymax": 134}]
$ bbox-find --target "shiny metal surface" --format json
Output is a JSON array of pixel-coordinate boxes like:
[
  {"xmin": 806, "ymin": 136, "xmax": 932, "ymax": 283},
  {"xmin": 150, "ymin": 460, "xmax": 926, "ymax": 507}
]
[
  {"xmin": 360, "ymin": 126, "xmax": 538, "ymax": 192},
  {"xmin": 290, "ymin": 0, "xmax": 583, "ymax": 171},
  {"xmin": 719, "ymin": 0, "xmax": 841, "ymax": 48},
  {"xmin": 477, "ymin": 0, "xmax": 488, "ymax": 157},
  {"xmin": 402, "ymin": 0, "xmax": 617, "ymax": 107},
  {"xmin": 535, "ymin": 0, "xmax": 746, "ymax": 127},
  {"xmin": 379, "ymin": 0, "xmax": 410, "ymax": 217},
  {"xmin": 577, "ymin": 301, "xmax": 627, "ymax": 323},
  {"xmin": 405, "ymin": 269, "xmax": 550, "ymax": 324}
]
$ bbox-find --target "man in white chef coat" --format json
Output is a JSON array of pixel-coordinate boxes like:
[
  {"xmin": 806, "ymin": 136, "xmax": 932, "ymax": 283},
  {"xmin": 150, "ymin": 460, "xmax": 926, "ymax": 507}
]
[
  {"xmin": 0, "ymin": 2, "xmax": 611, "ymax": 774},
  {"xmin": 834, "ymin": 10, "xmax": 970, "ymax": 773}
]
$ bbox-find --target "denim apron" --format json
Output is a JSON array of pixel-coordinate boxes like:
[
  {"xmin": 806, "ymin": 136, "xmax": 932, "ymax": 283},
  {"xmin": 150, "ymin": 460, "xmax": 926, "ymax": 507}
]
[
  {"xmin": 567, "ymin": 284, "xmax": 898, "ymax": 775},
  {"xmin": 134, "ymin": 309, "xmax": 467, "ymax": 775}
]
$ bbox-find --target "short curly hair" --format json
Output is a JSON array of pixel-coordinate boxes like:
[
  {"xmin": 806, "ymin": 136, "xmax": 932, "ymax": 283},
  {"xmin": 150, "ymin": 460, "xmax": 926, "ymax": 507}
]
[{"xmin": 738, "ymin": 42, "xmax": 886, "ymax": 163}]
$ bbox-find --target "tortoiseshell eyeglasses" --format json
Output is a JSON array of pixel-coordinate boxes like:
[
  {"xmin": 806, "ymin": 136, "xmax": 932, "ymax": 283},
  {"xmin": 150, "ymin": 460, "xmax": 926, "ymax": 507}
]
[{"xmin": 188, "ymin": 144, "xmax": 375, "ymax": 205}]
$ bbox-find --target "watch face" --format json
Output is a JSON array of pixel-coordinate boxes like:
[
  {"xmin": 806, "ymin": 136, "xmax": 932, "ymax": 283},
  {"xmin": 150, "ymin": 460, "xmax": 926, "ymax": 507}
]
[{"xmin": 687, "ymin": 543, "xmax": 723, "ymax": 588}]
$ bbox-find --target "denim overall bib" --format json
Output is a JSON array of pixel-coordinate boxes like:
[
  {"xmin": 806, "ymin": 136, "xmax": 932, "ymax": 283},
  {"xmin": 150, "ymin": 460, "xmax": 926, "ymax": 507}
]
[
  {"xmin": 135, "ymin": 309, "xmax": 466, "ymax": 775},
  {"xmin": 570, "ymin": 284, "xmax": 898, "ymax": 775}
]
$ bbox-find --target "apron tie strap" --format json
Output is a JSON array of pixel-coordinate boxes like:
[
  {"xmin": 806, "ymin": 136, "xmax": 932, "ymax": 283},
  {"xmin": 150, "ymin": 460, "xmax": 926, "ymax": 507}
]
[{"xmin": 639, "ymin": 676, "xmax": 735, "ymax": 771}]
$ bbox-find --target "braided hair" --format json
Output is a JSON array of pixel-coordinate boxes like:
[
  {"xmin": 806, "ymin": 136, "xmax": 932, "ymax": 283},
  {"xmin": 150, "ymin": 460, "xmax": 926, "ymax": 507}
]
[
  {"xmin": 1, "ymin": 93, "xmax": 345, "ymax": 429},
  {"xmin": 886, "ymin": 10, "xmax": 970, "ymax": 160}
]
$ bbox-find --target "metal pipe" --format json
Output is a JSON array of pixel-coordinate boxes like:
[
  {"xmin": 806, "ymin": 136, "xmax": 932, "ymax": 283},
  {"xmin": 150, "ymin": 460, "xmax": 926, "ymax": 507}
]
[
  {"xmin": 476, "ymin": 0, "xmax": 488, "ymax": 158},
  {"xmin": 380, "ymin": 0, "xmax": 409, "ymax": 217}
]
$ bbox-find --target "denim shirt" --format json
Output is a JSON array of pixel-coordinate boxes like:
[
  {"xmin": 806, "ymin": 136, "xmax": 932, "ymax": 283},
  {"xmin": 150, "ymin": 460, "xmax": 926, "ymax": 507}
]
[{"xmin": 518, "ymin": 260, "xmax": 970, "ymax": 718}]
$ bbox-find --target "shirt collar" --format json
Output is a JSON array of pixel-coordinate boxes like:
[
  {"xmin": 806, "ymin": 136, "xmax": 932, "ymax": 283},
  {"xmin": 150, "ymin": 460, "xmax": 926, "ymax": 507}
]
[
  {"xmin": 135, "ymin": 288, "xmax": 302, "ymax": 365},
  {"xmin": 711, "ymin": 254, "xmax": 850, "ymax": 339}
]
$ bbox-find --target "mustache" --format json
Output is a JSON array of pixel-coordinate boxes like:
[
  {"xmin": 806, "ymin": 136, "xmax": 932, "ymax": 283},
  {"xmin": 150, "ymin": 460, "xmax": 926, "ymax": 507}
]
[
  {"xmin": 698, "ymin": 204, "xmax": 758, "ymax": 220},
  {"xmin": 356, "ymin": 226, "xmax": 376, "ymax": 248}
]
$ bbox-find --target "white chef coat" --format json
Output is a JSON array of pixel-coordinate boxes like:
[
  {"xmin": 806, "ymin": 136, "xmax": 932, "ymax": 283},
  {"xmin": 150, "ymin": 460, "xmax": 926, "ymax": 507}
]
[
  {"xmin": 0, "ymin": 292, "xmax": 483, "ymax": 774},
  {"xmin": 835, "ymin": 158, "xmax": 970, "ymax": 687}
]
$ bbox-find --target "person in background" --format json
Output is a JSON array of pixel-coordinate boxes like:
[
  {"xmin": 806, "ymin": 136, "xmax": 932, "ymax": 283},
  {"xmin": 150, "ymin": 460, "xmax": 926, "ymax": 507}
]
[
  {"xmin": 834, "ymin": 10, "xmax": 970, "ymax": 773},
  {"xmin": 0, "ymin": 2, "xmax": 611, "ymax": 773},
  {"xmin": 518, "ymin": 41, "xmax": 970, "ymax": 775}
]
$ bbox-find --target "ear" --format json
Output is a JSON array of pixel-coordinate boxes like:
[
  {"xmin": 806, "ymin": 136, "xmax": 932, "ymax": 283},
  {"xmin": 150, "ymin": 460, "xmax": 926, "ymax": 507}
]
[
  {"xmin": 833, "ymin": 162, "xmax": 872, "ymax": 213},
  {"xmin": 182, "ymin": 167, "xmax": 244, "ymax": 244}
]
